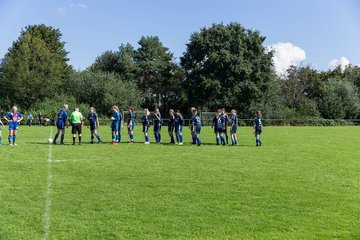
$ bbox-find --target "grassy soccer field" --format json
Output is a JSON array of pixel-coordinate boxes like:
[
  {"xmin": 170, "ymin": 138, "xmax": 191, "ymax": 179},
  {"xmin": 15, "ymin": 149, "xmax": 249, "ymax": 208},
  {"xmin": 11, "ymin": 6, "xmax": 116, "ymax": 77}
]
[{"xmin": 0, "ymin": 125, "xmax": 359, "ymax": 239}]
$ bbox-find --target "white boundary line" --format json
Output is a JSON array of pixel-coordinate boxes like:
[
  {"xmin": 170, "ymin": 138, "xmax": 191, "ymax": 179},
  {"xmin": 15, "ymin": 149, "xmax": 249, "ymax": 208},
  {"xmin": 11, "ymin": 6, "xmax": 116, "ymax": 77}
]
[{"xmin": 43, "ymin": 127, "xmax": 53, "ymax": 240}]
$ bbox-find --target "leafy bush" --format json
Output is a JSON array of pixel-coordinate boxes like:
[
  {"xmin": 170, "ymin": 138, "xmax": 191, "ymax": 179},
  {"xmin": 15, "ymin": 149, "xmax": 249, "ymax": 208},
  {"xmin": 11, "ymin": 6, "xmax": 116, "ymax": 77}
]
[
  {"xmin": 29, "ymin": 96, "xmax": 89, "ymax": 121},
  {"xmin": 67, "ymin": 71, "xmax": 142, "ymax": 115},
  {"xmin": 320, "ymin": 78, "xmax": 360, "ymax": 119}
]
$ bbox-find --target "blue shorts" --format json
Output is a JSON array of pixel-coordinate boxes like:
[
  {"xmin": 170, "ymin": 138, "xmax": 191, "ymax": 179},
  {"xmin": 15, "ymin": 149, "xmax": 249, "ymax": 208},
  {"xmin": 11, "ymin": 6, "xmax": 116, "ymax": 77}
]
[
  {"xmin": 9, "ymin": 122, "xmax": 19, "ymax": 131},
  {"xmin": 153, "ymin": 124, "xmax": 161, "ymax": 133},
  {"xmin": 112, "ymin": 123, "xmax": 119, "ymax": 132},
  {"xmin": 214, "ymin": 126, "xmax": 223, "ymax": 134},
  {"xmin": 56, "ymin": 121, "xmax": 65, "ymax": 130},
  {"xmin": 175, "ymin": 125, "xmax": 182, "ymax": 133},
  {"xmin": 255, "ymin": 126, "xmax": 262, "ymax": 135},
  {"xmin": 90, "ymin": 122, "xmax": 97, "ymax": 131},
  {"xmin": 192, "ymin": 124, "xmax": 201, "ymax": 134},
  {"xmin": 128, "ymin": 122, "xmax": 134, "ymax": 131},
  {"xmin": 143, "ymin": 125, "xmax": 149, "ymax": 133},
  {"xmin": 168, "ymin": 124, "xmax": 174, "ymax": 132},
  {"xmin": 230, "ymin": 126, "xmax": 237, "ymax": 134}
]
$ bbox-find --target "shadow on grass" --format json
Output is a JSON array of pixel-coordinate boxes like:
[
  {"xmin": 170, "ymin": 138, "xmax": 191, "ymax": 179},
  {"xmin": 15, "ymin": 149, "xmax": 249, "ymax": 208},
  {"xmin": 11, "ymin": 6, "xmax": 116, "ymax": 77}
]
[{"xmin": 25, "ymin": 141, "xmax": 253, "ymax": 147}]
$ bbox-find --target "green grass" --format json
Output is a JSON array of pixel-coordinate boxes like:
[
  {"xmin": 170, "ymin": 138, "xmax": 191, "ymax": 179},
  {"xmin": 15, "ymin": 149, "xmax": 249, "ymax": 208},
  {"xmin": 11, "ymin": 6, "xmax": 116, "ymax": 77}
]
[{"xmin": 0, "ymin": 125, "xmax": 359, "ymax": 239}]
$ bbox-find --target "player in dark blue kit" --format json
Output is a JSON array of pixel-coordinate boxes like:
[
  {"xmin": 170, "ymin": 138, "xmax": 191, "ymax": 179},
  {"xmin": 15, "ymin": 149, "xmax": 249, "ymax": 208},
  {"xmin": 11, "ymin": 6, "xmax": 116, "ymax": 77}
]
[
  {"xmin": 174, "ymin": 110, "xmax": 184, "ymax": 145},
  {"xmin": 230, "ymin": 109, "xmax": 238, "ymax": 145},
  {"xmin": 168, "ymin": 109, "xmax": 175, "ymax": 144},
  {"xmin": 142, "ymin": 108, "xmax": 150, "ymax": 144},
  {"xmin": 221, "ymin": 108, "xmax": 229, "ymax": 144},
  {"xmin": 253, "ymin": 110, "xmax": 263, "ymax": 146},
  {"xmin": 117, "ymin": 109, "xmax": 123, "ymax": 143},
  {"xmin": 4, "ymin": 106, "xmax": 23, "ymax": 146},
  {"xmin": 127, "ymin": 106, "xmax": 135, "ymax": 144},
  {"xmin": 53, "ymin": 104, "xmax": 68, "ymax": 145},
  {"xmin": 190, "ymin": 107, "xmax": 201, "ymax": 146},
  {"xmin": 211, "ymin": 109, "xmax": 225, "ymax": 145},
  {"xmin": 87, "ymin": 107, "xmax": 102, "ymax": 144},
  {"xmin": 153, "ymin": 107, "xmax": 162, "ymax": 144},
  {"xmin": 111, "ymin": 106, "xmax": 121, "ymax": 145}
]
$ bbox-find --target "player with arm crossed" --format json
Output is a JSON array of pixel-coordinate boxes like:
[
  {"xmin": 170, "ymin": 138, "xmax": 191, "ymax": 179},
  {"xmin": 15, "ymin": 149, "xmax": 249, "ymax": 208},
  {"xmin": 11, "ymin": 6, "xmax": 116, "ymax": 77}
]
[
  {"xmin": 127, "ymin": 106, "xmax": 135, "ymax": 144},
  {"xmin": 111, "ymin": 106, "xmax": 121, "ymax": 145},
  {"xmin": 118, "ymin": 109, "xmax": 124, "ymax": 143},
  {"xmin": 190, "ymin": 107, "xmax": 201, "ymax": 146},
  {"xmin": 153, "ymin": 107, "xmax": 162, "ymax": 144},
  {"xmin": 87, "ymin": 107, "xmax": 102, "ymax": 144},
  {"xmin": 142, "ymin": 108, "xmax": 151, "ymax": 144},
  {"xmin": 53, "ymin": 104, "xmax": 69, "ymax": 145},
  {"xmin": 211, "ymin": 109, "xmax": 225, "ymax": 145},
  {"xmin": 168, "ymin": 109, "xmax": 175, "ymax": 144},
  {"xmin": 253, "ymin": 110, "xmax": 263, "ymax": 147},
  {"xmin": 230, "ymin": 110, "xmax": 238, "ymax": 145},
  {"xmin": 221, "ymin": 108, "xmax": 229, "ymax": 145},
  {"xmin": 174, "ymin": 110, "xmax": 184, "ymax": 145},
  {"xmin": 4, "ymin": 106, "xmax": 23, "ymax": 146}
]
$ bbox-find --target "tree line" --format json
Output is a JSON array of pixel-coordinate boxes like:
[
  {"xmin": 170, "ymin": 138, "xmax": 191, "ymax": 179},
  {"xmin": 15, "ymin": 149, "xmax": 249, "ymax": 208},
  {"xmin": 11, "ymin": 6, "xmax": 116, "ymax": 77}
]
[{"xmin": 0, "ymin": 23, "xmax": 359, "ymax": 122}]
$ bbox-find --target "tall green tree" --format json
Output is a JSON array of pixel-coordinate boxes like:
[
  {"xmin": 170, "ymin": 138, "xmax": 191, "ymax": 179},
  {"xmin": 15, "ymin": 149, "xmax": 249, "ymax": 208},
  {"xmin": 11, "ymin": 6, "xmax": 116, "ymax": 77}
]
[
  {"xmin": 344, "ymin": 65, "xmax": 360, "ymax": 91},
  {"xmin": 0, "ymin": 24, "xmax": 71, "ymax": 109},
  {"xmin": 319, "ymin": 78, "xmax": 360, "ymax": 119},
  {"xmin": 88, "ymin": 43, "xmax": 137, "ymax": 80},
  {"xmin": 116, "ymin": 43, "xmax": 137, "ymax": 80},
  {"xmin": 89, "ymin": 50, "xmax": 118, "ymax": 74},
  {"xmin": 134, "ymin": 36, "xmax": 183, "ymax": 109},
  {"xmin": 249, "ymin": 78, "xmax": 286, "ymax": 119},
  {"xmin": 282, "ymin": 66, "xmax": 323, "ymax": 117},
  {"xmin": 180, "ymin": 23, "xmax": 274, "ymax": 115}
]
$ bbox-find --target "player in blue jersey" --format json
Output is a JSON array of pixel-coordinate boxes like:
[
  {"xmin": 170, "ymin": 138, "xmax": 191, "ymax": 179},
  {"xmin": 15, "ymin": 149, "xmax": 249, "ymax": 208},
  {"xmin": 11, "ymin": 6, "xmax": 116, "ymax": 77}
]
[
  {"xmin": 174, "ymin": 110, "xmax": 184, "ymax": 145},
  {"xmin": 221, "ymin": 108, "xmax": 229, "ymax": 145},
  {"xmin": 111, "ymin": 106, "xmax": 121, "ymax": 145},
  {"xmin": 87, "ymin": 107, "xmax": 102, "ymax": 144},
  {"xmin": 168, "ymin": 109, "xmax": 175, "ymax": 144},
  {"xmin": 142, "ymin": 108, "xmax": 151, "ymax": 144},
  {"xmin": 127, "ymin": 106, "xmax": 135, "ymax": 144},
  {"xmin": 27, "ymin": 112, "xmax": 33, "ymax": 126},
  {"xmin": 190, "ymin": 107, "xmax": 201, "ymax": 146},
  {"xmin": 53, "ymin": 104, "xmax": 69, "ymax": 145},
  {"xmin": 230, "ymin": 109, "xmax": 238, "ymax": 145},
  {"xmin": 0, "ymin": 116, "xmax": 4, "ymax": 146},
  {"xmin": 153, "ymin": 107, "xmax": 162, "ymax": 144},
  {"xmin": 117, "ymin": 109, "xmax": 124, "ymax": 143},
  {"xmin": 211, "ymin": 109, "xmax": 225, "ymax": 145},
  {"xmin": 4, "ymin": 106, "xmax": 23, "ymax": 146},
  {"xmin": 253, "ymin": 110, "xmax": 263, "ymax": 146}
]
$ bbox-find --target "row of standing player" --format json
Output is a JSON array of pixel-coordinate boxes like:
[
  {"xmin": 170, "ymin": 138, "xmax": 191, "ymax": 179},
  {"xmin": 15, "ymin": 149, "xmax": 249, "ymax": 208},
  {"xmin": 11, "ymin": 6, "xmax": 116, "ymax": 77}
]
[
  {"xmin": 211, "ymin": 108, "xmax": 263, "ymax": 146},
  {"xmin": 110, "ymin": 106, "xmax": 185, "ymax": 145},
  {"xmin": 52, "ymin": 105, "xmax": 102, "ymax": 145},
  {"xmin": 0, "ymin": 105, "xmax": 263, "ymax": 146},
  {"xmin": 109, "ymin": 106, "xmax": 263, "ymax": 146}
]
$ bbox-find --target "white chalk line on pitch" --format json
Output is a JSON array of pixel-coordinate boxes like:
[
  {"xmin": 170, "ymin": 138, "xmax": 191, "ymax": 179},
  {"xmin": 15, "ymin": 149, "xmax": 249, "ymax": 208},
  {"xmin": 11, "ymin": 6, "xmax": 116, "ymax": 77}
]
[
  {"xmin": 43, "ymin": 127, "xmax": 53, "ymax": 240},
  {"xmin": 1, "ymin": 158, "xmax": 106, "ymax": 164}
]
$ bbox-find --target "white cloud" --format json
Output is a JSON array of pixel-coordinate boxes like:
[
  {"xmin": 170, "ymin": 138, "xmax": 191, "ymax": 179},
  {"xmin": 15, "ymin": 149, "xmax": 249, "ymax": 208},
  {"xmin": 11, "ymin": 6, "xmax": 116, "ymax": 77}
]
[
  {"xmin": 57, "ymin": 3, "xmax": 87, "ymax": 16},
  {"xmin": 267, "ymin": 42, "xmax": 306, "ymax": 76},
  {"xmin": 328, "ymin": 57, "xmax": 350, "ymax": 72}
]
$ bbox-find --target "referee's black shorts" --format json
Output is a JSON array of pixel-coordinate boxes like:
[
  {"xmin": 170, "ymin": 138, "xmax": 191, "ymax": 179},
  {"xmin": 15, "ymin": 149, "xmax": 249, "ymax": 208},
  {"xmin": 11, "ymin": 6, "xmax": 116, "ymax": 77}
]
[{"xmin": 72, "ymin": 123, "xmax": 82, "ymax": 134}]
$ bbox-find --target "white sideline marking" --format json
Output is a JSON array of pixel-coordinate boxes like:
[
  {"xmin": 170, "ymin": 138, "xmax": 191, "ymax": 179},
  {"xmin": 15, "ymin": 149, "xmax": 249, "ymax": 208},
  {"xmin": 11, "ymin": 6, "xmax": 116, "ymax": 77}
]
[
  {"xmin": 52, "ymin": 159, "xmax": 68, "ymax": 163},
  {"xmin": 43, "ymin": 127, "xmax": 53, "ymax": 240}
]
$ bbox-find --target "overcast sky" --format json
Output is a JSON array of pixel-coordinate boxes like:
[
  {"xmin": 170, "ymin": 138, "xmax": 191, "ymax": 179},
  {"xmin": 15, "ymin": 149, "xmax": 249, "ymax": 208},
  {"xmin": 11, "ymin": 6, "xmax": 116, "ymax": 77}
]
[{"xmin": 1, "ymin": 0, "xmax": 359, "ymax": 74}]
